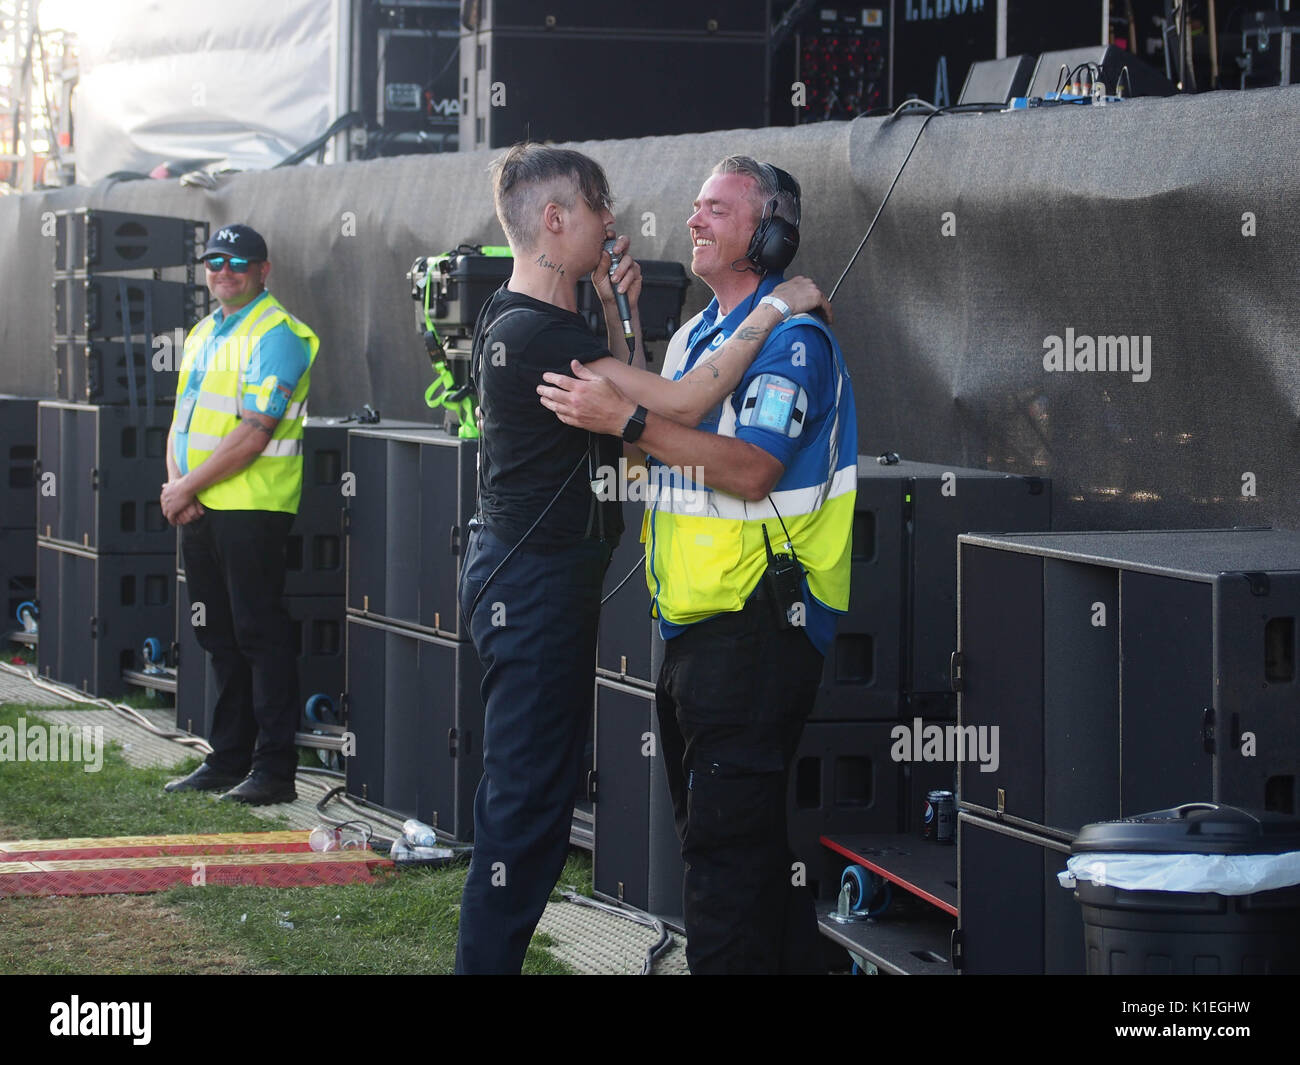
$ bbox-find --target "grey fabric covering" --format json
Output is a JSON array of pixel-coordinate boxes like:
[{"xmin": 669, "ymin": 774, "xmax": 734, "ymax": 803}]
[{"xmin": 3, "ymin": 87, "xmax": 1299, "ymax": 533}]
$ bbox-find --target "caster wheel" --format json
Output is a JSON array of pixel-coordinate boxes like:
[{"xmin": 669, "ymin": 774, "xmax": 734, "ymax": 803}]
[
  {"xmin": 304, "ymin": 693, "xmax": 334, "ymax": 726},
  {"xmin": 842, "ymin": 864, "xmax": 892, "ymax": 917}
]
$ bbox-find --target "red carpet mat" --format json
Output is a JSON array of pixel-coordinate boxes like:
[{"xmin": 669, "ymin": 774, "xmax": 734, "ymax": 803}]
[{"xmin": 0, "ymin": 831, "xmax": 392, "ymax": 896}]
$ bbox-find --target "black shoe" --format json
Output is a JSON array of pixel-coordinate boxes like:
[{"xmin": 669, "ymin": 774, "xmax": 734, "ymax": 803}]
[
  {"xmin": 220, "ymin": 772, "xmax": 298, "ymax": 806},
  {"xmin": 164, "ymin": 764, "xmax": 245, "ymax": 794}
]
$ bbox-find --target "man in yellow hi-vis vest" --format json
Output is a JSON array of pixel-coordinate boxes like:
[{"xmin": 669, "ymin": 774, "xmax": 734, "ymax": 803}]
[
  {"xmin": 160, "ymin": 224, "xmax": 319, "ymax": 805},
  {"xmin": 538, "ymin": 158, "xmax": 857, "ymax": 973}
]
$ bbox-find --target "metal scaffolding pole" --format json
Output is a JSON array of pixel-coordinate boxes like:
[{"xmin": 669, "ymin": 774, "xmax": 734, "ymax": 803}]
[{"xmin": 2, "ymin": 0, "xmax": 75, "ymax": 191}]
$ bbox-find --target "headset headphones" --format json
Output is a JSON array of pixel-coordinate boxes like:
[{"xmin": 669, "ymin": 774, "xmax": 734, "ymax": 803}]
[{"xmin": 744, "ymin": 163, "xmax": 802, "ymax": 275}]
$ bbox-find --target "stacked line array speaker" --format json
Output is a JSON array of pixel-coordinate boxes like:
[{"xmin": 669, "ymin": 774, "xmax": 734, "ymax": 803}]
[
  {"xmin": 955, "ymin": 528, "xmax": 1300, "ymax": 974},
  {"xmin": 52, "ymin": 208, "xmax": 209, "ymax": 407},
  {"xmin": 459, "ymin": 2, "xmax": 770, "ymax": 151},
  {"xmin": 816, "ymin": 458, "xmax": 1050, "ymax": 723},
  {"xmin": 782, "ymin": 458, "xmax": 1050, "ymax": 899},
  {"xmin": 343, "ymin": 424, "xmax": 483, "ymax": 839},
  {"xmin": 35, "ymin": 402, "xmax": 177, "ymax": 696},
  {"xmin": 37, "ymin": 541, "xmax": 174, "ymax": 697},
  {"xmin": 174, "ymin": 575, "xmax": 347, "ymax": 742},
  {"xmin": 37, "ymin": 401, "xmax": 174, "ymax": 555},
  {"xmin": 37, "ymin": 209, "xmax": 208, "ymax": 696},
  {"xmin": 345, "ymin": 424, "xmax": 476, "ymax": 637},
  {"xmin": 173, "ymin": 421, "xmax": 360, "ymax": 738},
  {"xmin": 0, "ymin": 397, "xmax": 38, "ymax": 637},
  {"xmin": 958, "ymin": 811, "xmax": 1083, "ymax": 975},
  {"xmin": 592, "ymin": 674, "xmax": 684, "ymax": 921},
  {"xmin": 344, "ymin": 613, "xmax": 483, "ymax": 841}
]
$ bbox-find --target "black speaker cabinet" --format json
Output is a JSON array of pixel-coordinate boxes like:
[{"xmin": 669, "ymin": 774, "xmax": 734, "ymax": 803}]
[
  {"xmin": 815, "ymin": 457, "xmax": 1050, "ymax": 722},
  {"xmin": 592, "ymin": 677, "xmax": 684, "ymax": 920},
  {"xmin": 957, "ymin": 529, "xmax": 1300, "ymax": 837},
  {"xmin": 284, "ymin": 423, "xmax": 349, "ymax": 597},
  {"xmin": 459, "ymin": 2, "xmax": 770, "ymax": 150},
  {"xmin": 596, "ymin": 495, "xmax": 653, "ymax": 688},
  {"xmin": 36, "ymin": 540, "xmax": 174, "ymax": 697},
  {"xmin": 173, "ymin": 572, "xmax": 215, "ymax": 738},
  {"xmin": 377, "ymin": 26, "xmax": 460, "ymax": 134},
  {"xmin": 0, "ymin": 527, "xmax": 36, "ymax": 637},
  {"xmin": 0, "ymin": 395, "xmax": 37, "ymax": 530},
  {"xmin": 53, "ymin": 337, "xmax": 177, "ymax": 407},
  {"xmin": 37, "ymin": 401, "xmax": 174, "ymax": 555},
  {"xmin": 54, "ymin": 209, "xmax": 207, "ymax": 273},
  {"xmin": 788, "ymin": 721, "xmax": 906, "ymax": 899},
  {"xmin": 346, "ymin": 425, "xmax": 476, "ymax": 638},
  {"xmin": 343, "ymin": 614, "xmax": 485, "ymax": 839},
  {"xmin": 53, "ymin": 276, "xmax": 209, "ymax": 341},
  {"xmin": 956, "ymin": 811, "xmax": 1083, "ymax": 975},
  {"xmin": 173, "ymin": 577, "xmax": 345, "ymax": 740}
]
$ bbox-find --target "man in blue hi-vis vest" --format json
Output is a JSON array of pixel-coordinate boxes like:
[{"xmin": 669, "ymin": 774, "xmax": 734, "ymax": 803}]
[{"xmin": 539, "ymin": 157, "xmax": 858, "ymax": 973}]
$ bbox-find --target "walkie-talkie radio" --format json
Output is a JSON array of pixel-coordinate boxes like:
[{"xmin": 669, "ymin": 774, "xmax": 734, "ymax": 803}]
[{"xmin": 761, "ymin": 523, "xmax": 805, "ymax": 629}]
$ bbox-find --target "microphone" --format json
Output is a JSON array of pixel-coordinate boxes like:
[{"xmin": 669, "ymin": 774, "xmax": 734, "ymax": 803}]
[{"xmin": 603, "ymin": 238, "xmax": 635, "ymax": 360}]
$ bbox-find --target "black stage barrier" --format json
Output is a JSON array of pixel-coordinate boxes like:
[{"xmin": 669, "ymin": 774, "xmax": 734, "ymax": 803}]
[{"xmin": 2, "ymin": 88, "xmax": 1299, "ymax": 533}]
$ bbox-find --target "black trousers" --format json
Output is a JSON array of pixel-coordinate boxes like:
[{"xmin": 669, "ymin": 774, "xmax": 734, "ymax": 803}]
[
  {"xmin": 655, "ymin": 596, "xmax": 825, "ymax": 974},
  {"xmin": 454, "ymin": 525, "xmax": 611, "ymax": 974},
  {"xmin": 180, "ymin": 508, "xmax": 299, "ymax": 782}
]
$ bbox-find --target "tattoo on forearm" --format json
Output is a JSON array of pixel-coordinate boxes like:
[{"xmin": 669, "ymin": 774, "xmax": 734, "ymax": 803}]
[
  {"xmin": 708, "ymin": 365, "xmax": 719, "ymax": 378},
  {"xmin": 733, "ymin": 326, "xmax": 764, "ymax": 342}
]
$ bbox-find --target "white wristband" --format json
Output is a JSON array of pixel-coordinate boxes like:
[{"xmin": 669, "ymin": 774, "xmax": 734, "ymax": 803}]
[{"xmin": 759, "ymin": 294, "xmax": 792, "ymax": 322}]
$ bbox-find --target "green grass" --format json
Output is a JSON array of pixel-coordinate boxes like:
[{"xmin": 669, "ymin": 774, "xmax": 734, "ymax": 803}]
[
  {"xmin": 0, "ymin": 702, "xmax": 281, "ymax": 839},
  {"xmin": 0, "ymin": 699, "xmax": 593, "ymax": 974},
  {"xmin": 115, "ymin": 685, "xmax": 175, "ymax": 712},
  {"xmin": 162, "ymin": 850, "xmax": 591, "ymax": 975}
]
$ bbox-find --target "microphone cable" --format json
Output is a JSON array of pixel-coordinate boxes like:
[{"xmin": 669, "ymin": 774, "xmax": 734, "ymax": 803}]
[{"xmin": 829, "ymin": 98, "xmax": 945, "ymax": 303}]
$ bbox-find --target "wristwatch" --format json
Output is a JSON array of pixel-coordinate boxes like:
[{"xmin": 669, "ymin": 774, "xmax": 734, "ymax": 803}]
[
  {"xmin": 622, "ymin": 404, "xmax": 648, "ymax": 443},
  {"xmin": 759, "ymin": 294, "xmax": 793, "ymax": 322}
]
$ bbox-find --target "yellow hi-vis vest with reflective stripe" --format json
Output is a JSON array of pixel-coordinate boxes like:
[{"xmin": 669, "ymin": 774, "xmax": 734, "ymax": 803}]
[
  {"xmin": 646, "ymin": 311, "xmax": 857, "ymax": 626},
  {"xmin": 174, "ymin": 291, "xmax": 320, "ymax": 513}
]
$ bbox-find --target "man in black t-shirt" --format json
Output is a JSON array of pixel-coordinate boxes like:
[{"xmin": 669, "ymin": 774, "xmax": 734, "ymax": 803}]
[{"xmin": 454, "ymin": 144, "xmax": 631, "ymax": 974}]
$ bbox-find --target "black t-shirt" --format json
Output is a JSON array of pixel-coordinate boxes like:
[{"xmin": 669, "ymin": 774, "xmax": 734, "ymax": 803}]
[{"xmin": 473, "ymin": 284, "xmax": 625, "ymax": 548}]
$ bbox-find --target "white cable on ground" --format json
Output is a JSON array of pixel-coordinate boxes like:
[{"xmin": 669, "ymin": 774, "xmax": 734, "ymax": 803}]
[{"xmin": 0, "ymin": 660, "xmax": 211, "ymax": 752}]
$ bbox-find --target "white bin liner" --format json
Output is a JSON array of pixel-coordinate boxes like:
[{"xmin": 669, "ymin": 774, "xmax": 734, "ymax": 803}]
[{"xmin": 1058, "ymin": 851, "xmax": 1300, "ymax": 895}]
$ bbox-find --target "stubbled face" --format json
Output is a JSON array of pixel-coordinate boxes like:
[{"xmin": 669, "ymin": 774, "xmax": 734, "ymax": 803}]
[
  {"xmin": 204, "ymin": 257, "xmax": 270, "ymax": 311},
  {"xmin": 687, "ymin": 172, "xmax": 761, "ymax": 284}
]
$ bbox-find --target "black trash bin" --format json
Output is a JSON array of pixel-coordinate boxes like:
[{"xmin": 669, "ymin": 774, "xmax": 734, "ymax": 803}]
[{"xmin": 1063, "ymin": 803, "xmax": 1300, "ymax": 975}]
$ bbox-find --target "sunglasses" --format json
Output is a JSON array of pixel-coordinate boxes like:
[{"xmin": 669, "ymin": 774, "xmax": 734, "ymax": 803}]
[{"xmin": 203, "ymin": 255, "xmax": 260, "ymax": 273}]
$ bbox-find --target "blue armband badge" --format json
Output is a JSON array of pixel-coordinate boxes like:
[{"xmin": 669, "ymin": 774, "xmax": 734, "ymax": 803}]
[{"xmin": 738, "ymin": 373, "xmax": 808, "ymax": 438}]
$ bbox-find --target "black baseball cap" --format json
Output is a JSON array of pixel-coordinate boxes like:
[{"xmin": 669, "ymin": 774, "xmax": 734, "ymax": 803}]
[{"xmin": 202, "ymin": 223, "xmax": 268, "ymax": 262}]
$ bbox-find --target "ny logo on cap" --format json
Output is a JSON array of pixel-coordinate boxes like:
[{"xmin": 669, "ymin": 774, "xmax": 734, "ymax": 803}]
[{"xmin": 216, "ymin": 228, "xmax": 238, "ymax": 243}]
